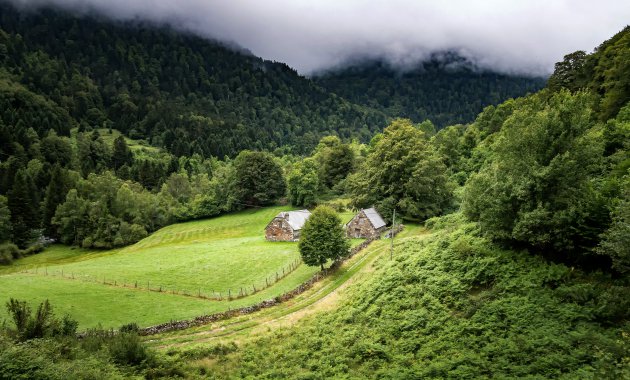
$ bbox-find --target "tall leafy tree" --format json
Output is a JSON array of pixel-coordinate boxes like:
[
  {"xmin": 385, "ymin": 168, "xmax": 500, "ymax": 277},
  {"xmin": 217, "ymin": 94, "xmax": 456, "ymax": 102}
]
[
  {"xmin": 287, "ymin": 158, "xmax": 319, "ymax": 207},
  {"xmin": 298, "ymin": 206, "xmax": 349, "ymax": 271},
  {"xmin": 349, "ymin": 118, "xmax": 453, "ymax": 220},
  {"xmin": 233, "ymin": 151, "xmax": 285, "ymax": 207},
  {"xmin": 313, "ymin": 136, "xmax": 355, "ymax": 189},
  {"xmin": 462, "ymin": 90, "xmax": 609, "ymax": 258},
  {"xmin": 40, "ymin": 131, "xmax": 73, "ymax": 167}
]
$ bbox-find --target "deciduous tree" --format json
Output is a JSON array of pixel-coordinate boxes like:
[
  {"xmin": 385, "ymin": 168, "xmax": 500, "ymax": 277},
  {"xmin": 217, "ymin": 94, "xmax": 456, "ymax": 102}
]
[{"xmin": 299, "ymin": 206, "xmax": 349, "ymax": 271}]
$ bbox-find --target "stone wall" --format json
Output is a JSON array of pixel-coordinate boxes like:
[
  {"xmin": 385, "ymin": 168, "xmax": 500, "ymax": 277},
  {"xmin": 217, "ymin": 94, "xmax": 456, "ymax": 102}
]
[
  {"xmin": 265, "ymin": 218, "xmax": 295, "ymax": 241},
  {"xmin": 133, "ymin": 224, "xmax": 405, "ymax": 337},
  {"xmin": 346, "ymin": 211, "xmax": 385, "ymax": 239}
]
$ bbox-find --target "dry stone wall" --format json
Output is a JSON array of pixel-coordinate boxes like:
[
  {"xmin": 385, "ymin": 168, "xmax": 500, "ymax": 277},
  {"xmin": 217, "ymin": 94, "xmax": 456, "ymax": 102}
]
[{"xmin": 136, "ymin": 225, "xmax": 405, "ymax": 336}]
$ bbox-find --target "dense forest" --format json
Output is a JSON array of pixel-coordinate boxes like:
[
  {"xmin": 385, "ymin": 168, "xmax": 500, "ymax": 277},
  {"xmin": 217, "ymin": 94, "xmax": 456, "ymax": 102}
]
[
  {"xmin": 0, "ymin": 0, "xmax": 628, "ymax": 377},
  {"xmin": 0, "ymin": 0, "xmax": 544, "ymax": 253},
  {"xmin": 0, "ymin": 1, "xmax": 388, "ymax": 158},
  {"xmin": 314, "ymin": 54, "xmax": 546, "ymax": 128}
]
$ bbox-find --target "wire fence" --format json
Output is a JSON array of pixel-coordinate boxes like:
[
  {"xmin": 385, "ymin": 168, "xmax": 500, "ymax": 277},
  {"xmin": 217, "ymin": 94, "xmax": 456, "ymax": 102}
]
[{"xmin": 19, "ymin": 257, "xmax": 303, "ymax": 301}]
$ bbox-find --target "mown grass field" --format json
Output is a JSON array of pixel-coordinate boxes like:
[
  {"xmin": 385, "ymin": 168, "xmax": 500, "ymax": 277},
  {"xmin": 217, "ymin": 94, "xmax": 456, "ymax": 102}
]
[
  {"xmin": 0, "ymin": 207, "xmax": 358, "ymax": 329},
  {"xmin": 145, "ymin": 224, "xmax": 426, "ymax": 350}
]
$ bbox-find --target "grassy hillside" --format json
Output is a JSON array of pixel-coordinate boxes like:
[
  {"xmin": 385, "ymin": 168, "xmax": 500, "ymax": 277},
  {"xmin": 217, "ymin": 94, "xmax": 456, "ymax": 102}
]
[
  {"xmin": 177, "ymin": 214, "xmax": 629, "ymax": 378},
  {"xmin": 0, "ymin": 207, "xmax": 357, "ymax": 328}
]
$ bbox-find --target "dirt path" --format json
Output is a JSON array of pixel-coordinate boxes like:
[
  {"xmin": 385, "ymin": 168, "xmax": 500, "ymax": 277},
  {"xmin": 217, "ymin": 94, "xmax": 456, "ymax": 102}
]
[{"xmin": 147, "ymin": 229, "xmax": 430, "ymax": 349}]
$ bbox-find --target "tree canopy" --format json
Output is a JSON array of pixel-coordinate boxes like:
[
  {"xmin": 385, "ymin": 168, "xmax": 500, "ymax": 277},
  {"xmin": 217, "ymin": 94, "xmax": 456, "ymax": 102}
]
[
  {"xmin": 298, "ymin": 206, "xmax": 350, "ymax": 271},
  {"xmin": 349, "ymin": 119, "xmax": 453, "ymax": 221}
]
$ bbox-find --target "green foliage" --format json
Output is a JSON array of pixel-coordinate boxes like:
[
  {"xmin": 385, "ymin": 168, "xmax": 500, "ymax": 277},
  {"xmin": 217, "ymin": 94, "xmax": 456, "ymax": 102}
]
[
  {"xmin": 287, "ymin": 158, "xmax": 319, "ymax": 207},
  {"xmin": 0, "ymin": 195, "xmax": 11, "ymax": 242},
  {"xmin": 41, "ymin": 164, "xmax": 75, "ymax": 237},
  {"xmin": 0, "ymin": 2, "xmax": 387, "ymax": 158},
  {"xmin": 547, "ymin": 26, "xmax": 630, "ymax": 121},
  {"xmin": 5, "ymin": 298, "xmax": 77, "ymax": 341},
  {"xmin": 111, "ymin": 135, "xmax": 133, "ymax": 171},
  {"xmin": 463, "ymin": 90, "xmax": 613, "ymax": 259},
  {"xmin": 313, "ymin": 136, "xmax": 355, "ymax": 190},
  {"xmin": 233, "ymin": 150, "xmax": 286, "ymax": 207},
  {"xmin": 108, "ymin": 331, "xmax": 153, "ymax": 367},
  {"xmin": 598, "ymin": 177, "xmax": 630, "ymax": 273},
  {"xmin": 0, "ymin": 243, "xmax": 19, "ymax": 265},
  {"xmin": 315, "ymin": 56, "xmax": 545, "ymax": 128},
  {"xmin": 349, "ymin": 118, "xmax": 453, "ymax": 220},
  {"xmin": 52, "ymin": 172, "xmax": 166, "ymax": 248},
  {"xmin": 0, "ymin": 300, "xmax": 180, "ymax": 379},
  {"xmin": 299, "ymin": 205, "xmax": 350, "ymax": 270},
  {"xmin": 8, "ymin": 169, "xmax": 39, "ymax": 247},
  {"xmin": 40, "ymin": 131, "xmax": 73, "ymax": 168},
  {"xmin": 214, "ymin": 215, "xmax": 630, "ymax": 379}
]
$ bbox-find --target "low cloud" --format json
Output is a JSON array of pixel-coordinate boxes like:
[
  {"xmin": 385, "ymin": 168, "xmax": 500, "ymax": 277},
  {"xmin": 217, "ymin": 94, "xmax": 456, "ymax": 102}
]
[{"xmin": 8, "ymin": 0, "xmax": 630, "ymax": 76}]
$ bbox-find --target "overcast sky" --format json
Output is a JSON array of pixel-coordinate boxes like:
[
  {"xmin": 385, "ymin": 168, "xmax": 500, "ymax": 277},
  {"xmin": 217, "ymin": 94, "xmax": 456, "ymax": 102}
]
[{"xmin": 9, "ymin": 0, "xmax": 630, "ymax": 76}]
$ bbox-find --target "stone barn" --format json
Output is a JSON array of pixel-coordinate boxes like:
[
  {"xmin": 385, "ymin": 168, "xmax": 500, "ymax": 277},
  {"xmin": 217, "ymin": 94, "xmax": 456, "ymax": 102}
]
[
  {"xmin": 265, "ymin": 209, "xmax": 311, "ymax": 242},
  {"xmin": 345, "ymin": 207, "xmax": 387, "ymax": 239}
]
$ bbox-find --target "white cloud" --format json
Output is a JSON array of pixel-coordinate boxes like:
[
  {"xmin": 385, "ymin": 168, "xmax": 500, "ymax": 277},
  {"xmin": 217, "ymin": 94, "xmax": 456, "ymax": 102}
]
[{"xmin": 9, "ymin": 0, "xmax": 630, "ymax": 75}]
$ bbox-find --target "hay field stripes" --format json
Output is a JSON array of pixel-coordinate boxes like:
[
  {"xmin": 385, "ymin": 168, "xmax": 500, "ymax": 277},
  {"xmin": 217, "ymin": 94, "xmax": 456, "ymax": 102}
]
[
  {"xmin": 0, "ymin": 207, "xmax": 359, "ymax": 328},
  {"xmin": 16, "ymin": 256, "xmax": 304, "ymax": 301},
  {"xmin": 145, "ymin": 226, "xmax": 429, "ymax": 349}
]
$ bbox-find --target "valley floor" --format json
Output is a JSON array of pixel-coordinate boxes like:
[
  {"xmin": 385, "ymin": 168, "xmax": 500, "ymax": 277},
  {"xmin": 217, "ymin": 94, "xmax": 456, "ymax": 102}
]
[{"xmin": 0, "ymin": 207, "xmax": 359, "ymax": 328}]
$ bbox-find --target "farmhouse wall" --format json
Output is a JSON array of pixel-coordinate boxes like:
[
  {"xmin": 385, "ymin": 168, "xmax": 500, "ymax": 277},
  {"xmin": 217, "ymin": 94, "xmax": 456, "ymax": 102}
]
[
  {"xmin": 265, "ymin": 218, "xmax": 295, "ymax": 241},
  {"xmin": 346, "ymin": 211, "xmax": 385, "ymax": 239}
]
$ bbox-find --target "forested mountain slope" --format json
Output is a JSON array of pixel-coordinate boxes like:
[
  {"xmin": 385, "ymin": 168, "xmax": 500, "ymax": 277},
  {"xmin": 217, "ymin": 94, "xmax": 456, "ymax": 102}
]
[
  {"xmin": 0, "ymin": 1, "xmax": 386, "ymax": 158},
  {"xmin": 314, "ymin": 54, "xmax": 546, "ymax": 128},
  {"xmin": 548, "ymin": 25, "xmax": 630, "ymax": 121}
]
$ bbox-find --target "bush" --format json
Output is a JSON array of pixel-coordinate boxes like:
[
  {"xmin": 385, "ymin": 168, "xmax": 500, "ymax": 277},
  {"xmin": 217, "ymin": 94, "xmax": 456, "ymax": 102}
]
[
  {"xmin": 21, "ymin": 242, "xmax": 44, "ymax": 257},
  {"xmin": 0, "ymin": 243, "xmax": 19, "ymax": 265},
  {"xmin": 108, "ymin": 332, "xmax": 153, "ymax": 366}
]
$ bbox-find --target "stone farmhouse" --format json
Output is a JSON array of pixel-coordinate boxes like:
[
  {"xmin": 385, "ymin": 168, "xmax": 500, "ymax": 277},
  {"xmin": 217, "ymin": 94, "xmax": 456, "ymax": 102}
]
[
  {"xmin": 265, "ymin": 209, "xmax": 311, "ymax": 242},
  {"xmin": 345, "ymin": 207, "xmax": 387, "ymax": 239}
]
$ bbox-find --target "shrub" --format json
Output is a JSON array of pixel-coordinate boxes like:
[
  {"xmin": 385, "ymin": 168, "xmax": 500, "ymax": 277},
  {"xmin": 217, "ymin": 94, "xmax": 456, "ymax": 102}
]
[
  {"xmin": 0, "ymin": 243, "xmax": 20, "ymax": 265},
  {"xmin": 108, "ymin": 332, "xmax": 153, "ymax": 366}
]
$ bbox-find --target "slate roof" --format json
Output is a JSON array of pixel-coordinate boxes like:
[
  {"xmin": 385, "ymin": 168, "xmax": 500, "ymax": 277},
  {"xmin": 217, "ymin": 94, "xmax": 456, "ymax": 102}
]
[
  {"xmin": 363, "ymin": 207, "xmax": 386, "ymax": 229},
  {"xmin": 275, "ymin": 209, "xmax": 311, "ymax": 231}
]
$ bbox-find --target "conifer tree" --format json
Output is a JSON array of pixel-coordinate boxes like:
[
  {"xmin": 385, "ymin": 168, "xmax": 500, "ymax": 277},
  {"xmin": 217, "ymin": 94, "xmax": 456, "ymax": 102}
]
[
  {"xmin": 41, "ymin": 165, "xmax": 73, "ymax": 237},
  {"xmin": 0, "ymin": 195, "xmax": 12, "ymax": 242},
  {"xmin": 8, "ymin": 169, "xmax": 39, "ymax": 247},
  {"xmin": 111, "ymin": 135, "xmax": 133, "ymax": 170}
]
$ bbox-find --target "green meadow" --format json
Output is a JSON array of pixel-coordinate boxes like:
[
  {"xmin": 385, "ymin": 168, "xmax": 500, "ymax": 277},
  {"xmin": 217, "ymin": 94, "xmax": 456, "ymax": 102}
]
[{"xmin": 0, "ymin": 207, "xmax": 357, "ymax": 329}]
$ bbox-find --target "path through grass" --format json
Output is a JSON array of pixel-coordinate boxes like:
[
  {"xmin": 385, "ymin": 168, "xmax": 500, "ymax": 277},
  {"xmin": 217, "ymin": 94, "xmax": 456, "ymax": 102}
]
[{"xmin": 145, "ymin": 224, "xmax": 428, "ymax": 349}]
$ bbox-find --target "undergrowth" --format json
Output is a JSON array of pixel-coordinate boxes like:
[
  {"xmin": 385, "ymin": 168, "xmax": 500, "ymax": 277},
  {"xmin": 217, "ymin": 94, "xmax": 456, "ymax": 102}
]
[{"xmin": 187, "ymin": 213, "xmax": 630, "ymax": 379}]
